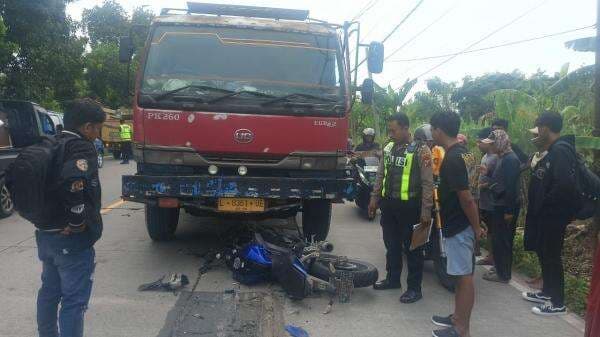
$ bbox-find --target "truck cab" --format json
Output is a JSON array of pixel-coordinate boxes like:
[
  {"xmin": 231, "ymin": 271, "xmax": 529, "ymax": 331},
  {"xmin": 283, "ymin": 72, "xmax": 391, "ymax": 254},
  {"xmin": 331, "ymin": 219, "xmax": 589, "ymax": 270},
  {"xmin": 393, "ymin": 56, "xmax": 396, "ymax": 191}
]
[{"xmin": 121, "ymin": 3, "xmax": 383, "ymax": 241}]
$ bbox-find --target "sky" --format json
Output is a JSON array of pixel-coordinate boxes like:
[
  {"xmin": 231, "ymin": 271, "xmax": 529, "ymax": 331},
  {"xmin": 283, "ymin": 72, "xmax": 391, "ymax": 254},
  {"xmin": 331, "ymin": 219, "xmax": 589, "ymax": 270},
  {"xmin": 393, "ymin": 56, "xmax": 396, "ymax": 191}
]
[{"xmin": 67, "ymin": 0, "xmax": 596, "ymax": 94}]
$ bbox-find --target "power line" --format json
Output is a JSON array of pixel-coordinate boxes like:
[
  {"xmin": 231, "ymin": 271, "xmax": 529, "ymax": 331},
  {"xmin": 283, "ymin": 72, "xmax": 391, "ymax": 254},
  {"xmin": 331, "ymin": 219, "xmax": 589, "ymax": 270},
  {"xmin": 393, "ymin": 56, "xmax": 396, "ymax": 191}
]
[
  {"xmin": 384, "ymin": 3, "xmax": 458, "ymax": 62},
  {"xmin": 382, "ymin": 0, "xmax": 425, "ymax": 44},
  {"xmin": 388, "ymin": 24, "xmax": 596, "ymax": 63},
  {"xmin": 411, "ymin": 0, "xmax": 550, "ymax": 81},
  {"xmin": 352, "ymin": 0, "xmax": 426, "ymax": 73},
  {"xmin": 351, "ymin": 0, "xmax": 380, "ymax": 22}
]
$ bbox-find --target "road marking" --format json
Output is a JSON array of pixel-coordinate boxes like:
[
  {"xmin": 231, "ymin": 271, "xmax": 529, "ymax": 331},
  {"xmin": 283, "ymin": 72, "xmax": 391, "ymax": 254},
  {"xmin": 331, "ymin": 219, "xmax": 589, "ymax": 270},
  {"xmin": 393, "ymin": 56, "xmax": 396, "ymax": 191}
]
[{"xmin": 101, "ymin": 199, "xmax": 126, "ymax": 214}]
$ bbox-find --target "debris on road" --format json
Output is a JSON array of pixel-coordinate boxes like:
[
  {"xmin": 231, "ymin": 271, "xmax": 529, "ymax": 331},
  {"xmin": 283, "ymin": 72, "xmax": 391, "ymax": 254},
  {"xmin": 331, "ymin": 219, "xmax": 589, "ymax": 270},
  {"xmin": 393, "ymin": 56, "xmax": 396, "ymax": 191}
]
[
  {"xmin": 285, "ymin": 325, "xmax": 310, "ymax": 337},
  {"xmin": 158, "ymin": 291, "xmax": 285, "ymax": 337},
  {"xmin": 138, "ymin": 273, "xmax": 190, "ymax": 292}
]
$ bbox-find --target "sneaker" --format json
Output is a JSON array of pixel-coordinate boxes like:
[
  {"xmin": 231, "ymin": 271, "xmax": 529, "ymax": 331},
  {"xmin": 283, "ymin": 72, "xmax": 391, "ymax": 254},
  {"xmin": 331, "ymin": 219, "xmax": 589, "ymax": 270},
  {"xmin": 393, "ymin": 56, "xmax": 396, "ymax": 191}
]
[
  {"xmin": 522, "ymin": 291, "xmax": 550, "ymax": 304},
  {"xmin": 432, "ymin": 327, "xmax": 461, "ymax": 337},
  {"xmin": 431, "ymin": 314, "xmax": 453, "ymax": 328},
  {"xmin": 532, "ymin": 303, "xmax": 567, "ymax": 316}
]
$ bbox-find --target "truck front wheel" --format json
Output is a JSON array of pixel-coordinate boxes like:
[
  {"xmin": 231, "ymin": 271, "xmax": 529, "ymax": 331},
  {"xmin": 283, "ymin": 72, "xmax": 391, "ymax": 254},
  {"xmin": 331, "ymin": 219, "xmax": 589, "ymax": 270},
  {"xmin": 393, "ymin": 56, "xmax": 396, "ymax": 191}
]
[
  {"xmin": 145, "ymin": 205, "xmax": 179, "ymax": 241},
  {"xmin": 302, "ymin": 200, "xmax": 332, "ymax": 241}
]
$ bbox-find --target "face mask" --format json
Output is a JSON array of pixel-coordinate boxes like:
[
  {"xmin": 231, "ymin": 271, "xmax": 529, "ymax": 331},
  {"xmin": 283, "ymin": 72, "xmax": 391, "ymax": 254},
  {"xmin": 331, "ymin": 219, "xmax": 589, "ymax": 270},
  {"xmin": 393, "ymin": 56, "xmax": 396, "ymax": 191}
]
[{"xmin": 531, "ymin": 136, "xmax": 544, "ymax": 150}]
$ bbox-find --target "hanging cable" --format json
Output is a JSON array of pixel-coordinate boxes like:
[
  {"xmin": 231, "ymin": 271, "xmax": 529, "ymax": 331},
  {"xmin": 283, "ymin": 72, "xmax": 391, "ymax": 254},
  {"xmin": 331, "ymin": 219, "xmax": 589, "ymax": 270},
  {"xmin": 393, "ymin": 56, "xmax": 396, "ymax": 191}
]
[
  {"xmin": 384, "ymin": 3, "xmax": 459, "ymax": 62},
  {"xmin": 411, "ymin": 0, "xmax": 550, "ymax": 80},
  {"xmin": 387, "ymin": 24, "xmax": 596, "ymax": 63},
  {"xmin": 352, "ymin": 0, "xmax": 426, "ymax": 73}
]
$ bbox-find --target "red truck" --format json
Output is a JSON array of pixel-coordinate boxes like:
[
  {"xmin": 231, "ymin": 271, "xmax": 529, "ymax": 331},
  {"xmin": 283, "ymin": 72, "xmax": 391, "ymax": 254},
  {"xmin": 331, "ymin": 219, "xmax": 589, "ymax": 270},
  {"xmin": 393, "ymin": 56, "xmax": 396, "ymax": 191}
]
[{"xmin": 120, "ymin": 2, "xmax": 383, "ymax": 241}]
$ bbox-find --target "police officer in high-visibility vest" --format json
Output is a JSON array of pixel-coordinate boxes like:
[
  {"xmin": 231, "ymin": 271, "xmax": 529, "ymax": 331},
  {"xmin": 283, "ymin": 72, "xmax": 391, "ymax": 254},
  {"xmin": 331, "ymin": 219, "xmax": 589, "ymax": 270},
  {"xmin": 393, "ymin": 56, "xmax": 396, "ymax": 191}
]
[
  {"xmin": 368, "ymin": 113, "xmax": 434, "ymax": 304},
  {"xmin": 119, "ymin": 119, "xmax": 132, "ymax": 164}
]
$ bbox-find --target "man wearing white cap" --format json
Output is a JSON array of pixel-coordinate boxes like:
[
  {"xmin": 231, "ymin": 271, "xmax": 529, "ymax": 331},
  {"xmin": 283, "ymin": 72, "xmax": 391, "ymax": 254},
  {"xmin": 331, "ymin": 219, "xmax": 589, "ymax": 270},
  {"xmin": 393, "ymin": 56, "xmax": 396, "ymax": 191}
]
[{"xmin": 522, "ymin": 111, "xmax": 578, "ymax": 316}]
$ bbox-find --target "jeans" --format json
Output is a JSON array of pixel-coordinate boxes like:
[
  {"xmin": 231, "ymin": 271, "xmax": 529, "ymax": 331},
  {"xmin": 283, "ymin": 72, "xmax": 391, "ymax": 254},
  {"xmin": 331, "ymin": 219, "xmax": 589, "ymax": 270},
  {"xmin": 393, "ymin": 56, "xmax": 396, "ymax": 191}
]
[
  {"xmin": 36, "ymin": 231, "xmax": 96, "ymax": 337},
  {"xmin": 380, "ymin": 199, "xmax": 424, "ymax": 292}
]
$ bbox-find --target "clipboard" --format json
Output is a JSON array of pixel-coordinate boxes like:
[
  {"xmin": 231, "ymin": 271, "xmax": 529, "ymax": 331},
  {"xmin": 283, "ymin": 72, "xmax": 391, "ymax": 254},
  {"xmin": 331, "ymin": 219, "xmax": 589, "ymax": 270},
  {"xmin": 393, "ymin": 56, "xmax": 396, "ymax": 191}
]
[{"xmin": 410, "ymin": 219, "xmax": 434, "ymax": 251}]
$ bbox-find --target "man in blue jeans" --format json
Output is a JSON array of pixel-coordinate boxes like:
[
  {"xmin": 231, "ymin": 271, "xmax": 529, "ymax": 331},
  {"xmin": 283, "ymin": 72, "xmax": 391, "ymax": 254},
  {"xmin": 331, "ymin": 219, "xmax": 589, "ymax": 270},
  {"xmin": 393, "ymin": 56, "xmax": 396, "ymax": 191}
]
[{"xmin": 36, "ymin": 99, "xmax": 105, "ymax": 337}]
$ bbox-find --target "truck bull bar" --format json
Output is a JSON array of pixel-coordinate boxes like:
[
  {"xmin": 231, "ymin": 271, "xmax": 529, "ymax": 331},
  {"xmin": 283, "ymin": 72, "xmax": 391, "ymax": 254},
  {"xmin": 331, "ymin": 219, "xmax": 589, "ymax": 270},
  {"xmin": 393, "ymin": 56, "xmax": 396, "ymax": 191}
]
[{"xmin": 122, "ymin": 175, "xmax": 354, "ymax": 201}]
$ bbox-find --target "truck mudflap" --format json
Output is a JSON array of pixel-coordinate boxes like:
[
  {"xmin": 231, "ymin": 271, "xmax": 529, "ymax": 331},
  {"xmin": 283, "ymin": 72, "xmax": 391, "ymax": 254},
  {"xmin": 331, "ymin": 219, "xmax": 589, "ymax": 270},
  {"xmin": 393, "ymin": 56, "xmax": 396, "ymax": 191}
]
[{"xmin": 122, "ymin": 175, "xmax": 355, "ymax": 201}]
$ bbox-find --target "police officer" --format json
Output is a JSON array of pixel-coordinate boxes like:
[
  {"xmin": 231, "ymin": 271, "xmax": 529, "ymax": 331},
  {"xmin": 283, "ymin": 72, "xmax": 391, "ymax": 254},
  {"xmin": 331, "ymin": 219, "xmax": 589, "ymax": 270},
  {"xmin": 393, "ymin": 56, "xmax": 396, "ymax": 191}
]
[
  {"xmin": 119, "ymin": 119, "xmax": 132, "ymax": 164},
  {"xmin": 35, "ymin": 99, "xmax": 105, "ymax": 337},
  {"xmin": 369, "ymin": 113, "xmax": 434, "ymax": 304}
]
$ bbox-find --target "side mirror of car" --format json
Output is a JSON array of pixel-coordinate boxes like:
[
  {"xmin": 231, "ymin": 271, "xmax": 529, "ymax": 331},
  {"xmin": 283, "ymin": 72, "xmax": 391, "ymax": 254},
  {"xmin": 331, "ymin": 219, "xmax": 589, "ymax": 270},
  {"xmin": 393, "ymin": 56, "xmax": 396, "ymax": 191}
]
[
  {"xmin": 361, "ymin": 78, "xmax": 374, "ymax": 104},
  {"xmin": 119, "ymin": 36, "xmax": 134, "ymax": 64},
  {"xmin": 367, "ymin": 42, "xmax": 384, "ymax": 74}
]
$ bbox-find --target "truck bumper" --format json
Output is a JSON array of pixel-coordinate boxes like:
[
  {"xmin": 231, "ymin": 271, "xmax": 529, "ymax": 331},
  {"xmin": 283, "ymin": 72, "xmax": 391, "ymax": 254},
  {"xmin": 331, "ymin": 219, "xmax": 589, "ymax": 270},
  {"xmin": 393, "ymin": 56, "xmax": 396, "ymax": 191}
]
[{"xmin": 122, "ymin": 175, "xmax": 354, "ymax": 202}]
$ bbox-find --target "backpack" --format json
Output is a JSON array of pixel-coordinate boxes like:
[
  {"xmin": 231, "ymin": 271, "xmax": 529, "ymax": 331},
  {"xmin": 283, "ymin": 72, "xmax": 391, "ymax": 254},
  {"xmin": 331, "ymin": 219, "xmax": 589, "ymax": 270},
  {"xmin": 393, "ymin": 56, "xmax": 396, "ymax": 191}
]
[
  {"xmin": 556, "ymin": 140, "xmax": 600, "ymax": 220},
  {"xmin": 5, "ymin": 136, "xmax": 67, "ymax": 226}
]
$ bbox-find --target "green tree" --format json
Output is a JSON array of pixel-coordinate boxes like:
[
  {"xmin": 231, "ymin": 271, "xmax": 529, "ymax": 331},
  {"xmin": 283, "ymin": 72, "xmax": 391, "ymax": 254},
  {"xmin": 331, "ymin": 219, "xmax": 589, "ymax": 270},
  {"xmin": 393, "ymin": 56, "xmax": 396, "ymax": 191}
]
[
  {"xmin": 1, "ymin": 0, "xmax": 86, "ymax": 105},
  {"xmin": 451, "ymin": 72, "xmax": 525, "ymax": 121},
  {"xmin": 82, "ymin": 3, "xmax": 154, "ymax": 108},
  {"xmin": 85, "ymin": 43, "xmax": 129, "ymax": 109},
  {"xmin": 0, "ymin": 17, "xmax": 17, "ymax": 91},
  {"xmin": 82, "ymin": 0, "xmax": 129, "ymax": 47}
]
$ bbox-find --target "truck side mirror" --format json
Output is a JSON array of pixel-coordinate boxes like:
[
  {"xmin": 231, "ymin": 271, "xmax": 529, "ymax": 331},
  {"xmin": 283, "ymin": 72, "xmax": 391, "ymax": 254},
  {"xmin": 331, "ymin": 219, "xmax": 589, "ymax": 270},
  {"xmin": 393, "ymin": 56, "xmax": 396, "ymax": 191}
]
[
  {"xmin": 361, "ymin": 78, "xmax": 374, "ymax": 105},
  {"xmin": 119, "ymin": 36, "xmax": 134, "ymax": 64},
  {"xmin": 367, "ymin": 42, "xmax": 384, "ymax": 74}
]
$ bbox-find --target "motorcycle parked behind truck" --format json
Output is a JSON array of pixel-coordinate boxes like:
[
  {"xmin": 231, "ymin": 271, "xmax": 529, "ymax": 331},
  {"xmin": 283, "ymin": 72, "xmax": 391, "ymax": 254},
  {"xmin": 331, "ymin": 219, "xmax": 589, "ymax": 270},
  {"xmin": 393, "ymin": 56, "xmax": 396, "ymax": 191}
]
[{"xmin": 351, "ymin": 154, "xmax": 380, "ymax": 218}]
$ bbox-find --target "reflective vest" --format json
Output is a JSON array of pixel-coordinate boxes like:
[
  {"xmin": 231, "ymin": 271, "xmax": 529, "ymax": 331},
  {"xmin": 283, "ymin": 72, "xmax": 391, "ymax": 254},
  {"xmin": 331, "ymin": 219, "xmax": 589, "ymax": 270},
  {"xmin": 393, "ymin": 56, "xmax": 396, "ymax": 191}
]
[
  {"xmin": 381, "ymin": 141, "xmax": 421, "ymax": 200},
  {"xmin": 120, "ymin": 124, "xmax": 132, "ymax": 141}
]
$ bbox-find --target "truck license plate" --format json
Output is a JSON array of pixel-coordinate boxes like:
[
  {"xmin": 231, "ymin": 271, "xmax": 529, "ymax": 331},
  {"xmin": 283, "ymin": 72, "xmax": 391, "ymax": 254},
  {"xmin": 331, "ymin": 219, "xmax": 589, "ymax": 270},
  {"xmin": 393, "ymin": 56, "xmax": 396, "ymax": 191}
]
[{"xmin": 218, "ymin": 198, "xmax": 265, "ymax": 212}]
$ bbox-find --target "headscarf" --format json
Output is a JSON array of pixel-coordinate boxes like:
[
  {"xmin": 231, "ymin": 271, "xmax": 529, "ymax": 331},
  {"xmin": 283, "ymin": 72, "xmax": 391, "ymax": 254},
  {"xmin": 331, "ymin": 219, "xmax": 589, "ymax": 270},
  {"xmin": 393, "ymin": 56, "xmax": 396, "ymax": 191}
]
[{"xmin": 490, "ymin": 129, "xmax": 512, "ymax": 157}]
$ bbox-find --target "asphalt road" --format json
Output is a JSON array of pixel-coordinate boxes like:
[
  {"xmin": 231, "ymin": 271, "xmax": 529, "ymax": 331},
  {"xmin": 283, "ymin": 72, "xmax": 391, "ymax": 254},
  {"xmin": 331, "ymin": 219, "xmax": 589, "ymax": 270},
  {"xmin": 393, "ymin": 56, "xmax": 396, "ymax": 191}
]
[{"xmin": 0, "ymin": 158, "xmax": 586, "ymax": 337}]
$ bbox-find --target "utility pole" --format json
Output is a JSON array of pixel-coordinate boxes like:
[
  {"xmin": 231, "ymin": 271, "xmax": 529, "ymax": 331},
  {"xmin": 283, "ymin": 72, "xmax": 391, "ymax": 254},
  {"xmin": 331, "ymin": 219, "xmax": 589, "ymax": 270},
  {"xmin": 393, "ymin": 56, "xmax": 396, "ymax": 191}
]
[
  {"xmin": 596, "ymin": 0, "xmax": 600, "ymax": 141},
  {"xmin": 595, "ymin": 0, "xmax": 600, "ymax": 169},
  {"xmin": 369, "ymin": 71, "xmax": 381, "ymax": 140},
  {"xmin": 594, "ymin": 0, "xmax": 600, "ymax": 234}
]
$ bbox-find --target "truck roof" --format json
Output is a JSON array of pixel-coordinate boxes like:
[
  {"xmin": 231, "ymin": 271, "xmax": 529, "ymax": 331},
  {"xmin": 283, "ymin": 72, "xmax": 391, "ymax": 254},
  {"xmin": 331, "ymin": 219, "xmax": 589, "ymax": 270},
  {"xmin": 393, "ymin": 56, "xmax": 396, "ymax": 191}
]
[{"xmin": 153, "ymin": 14, "xmax": 339, "ymax": 36}]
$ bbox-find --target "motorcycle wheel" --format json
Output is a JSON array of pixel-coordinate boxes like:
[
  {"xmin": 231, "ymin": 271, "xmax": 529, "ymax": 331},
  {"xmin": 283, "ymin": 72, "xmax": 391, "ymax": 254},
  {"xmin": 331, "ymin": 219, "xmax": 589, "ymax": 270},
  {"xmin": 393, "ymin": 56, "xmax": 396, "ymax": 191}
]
[{"xmin": 308, "ymin": 253, "xmax": 378, "ymax": 288}]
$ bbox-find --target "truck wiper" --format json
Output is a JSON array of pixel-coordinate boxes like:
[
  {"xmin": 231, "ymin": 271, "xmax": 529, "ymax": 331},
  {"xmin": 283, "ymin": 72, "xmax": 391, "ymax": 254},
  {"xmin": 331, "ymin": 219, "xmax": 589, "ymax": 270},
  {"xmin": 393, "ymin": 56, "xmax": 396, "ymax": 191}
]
[
  {"xmin": 206, "ymin": 90, "xmax": 276, "ymax": 104},
  {"xmin": 261, "ymin": 93, "xmax": 338, "ymax": 106},
  {"xmin": 152, "ymin": 85, "xmax": 233, "ymax": 101}
]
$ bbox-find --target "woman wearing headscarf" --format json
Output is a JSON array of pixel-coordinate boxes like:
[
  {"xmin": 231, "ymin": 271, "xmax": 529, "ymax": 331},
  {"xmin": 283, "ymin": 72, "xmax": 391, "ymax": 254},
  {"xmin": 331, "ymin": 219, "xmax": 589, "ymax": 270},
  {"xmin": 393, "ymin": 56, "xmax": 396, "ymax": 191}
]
[{"xmin": 479, "ymin": 129, "xmax": 522, "ymax": 283}]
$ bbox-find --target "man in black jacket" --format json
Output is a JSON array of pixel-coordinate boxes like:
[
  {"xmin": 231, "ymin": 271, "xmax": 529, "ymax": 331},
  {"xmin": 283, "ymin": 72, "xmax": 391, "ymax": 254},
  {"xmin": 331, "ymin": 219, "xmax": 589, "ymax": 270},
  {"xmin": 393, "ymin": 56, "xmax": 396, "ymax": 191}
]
[
  {"xmin": 36, "ymin": 99, "xmax": 105, "ymax": 337},
  {"xmin": 522, "ymin": 111, "xmax": 578, "ymax": 316}
]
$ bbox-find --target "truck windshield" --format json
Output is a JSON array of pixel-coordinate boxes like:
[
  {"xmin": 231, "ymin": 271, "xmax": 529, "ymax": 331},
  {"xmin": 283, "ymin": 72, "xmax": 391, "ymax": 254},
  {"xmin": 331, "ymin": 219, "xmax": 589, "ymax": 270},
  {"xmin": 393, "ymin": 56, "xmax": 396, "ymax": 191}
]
[{"xmin": 141, "ymin": 26, "xmax": 344, "ymax": 107}]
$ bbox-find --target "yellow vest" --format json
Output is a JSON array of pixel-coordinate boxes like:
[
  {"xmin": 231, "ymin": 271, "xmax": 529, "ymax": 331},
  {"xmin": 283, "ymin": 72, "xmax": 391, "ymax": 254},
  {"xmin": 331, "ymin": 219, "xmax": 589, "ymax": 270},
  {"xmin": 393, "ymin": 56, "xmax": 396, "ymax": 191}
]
[{"xmin": 120, "ymin": 124, "xmax": 132, "ymax": 141}]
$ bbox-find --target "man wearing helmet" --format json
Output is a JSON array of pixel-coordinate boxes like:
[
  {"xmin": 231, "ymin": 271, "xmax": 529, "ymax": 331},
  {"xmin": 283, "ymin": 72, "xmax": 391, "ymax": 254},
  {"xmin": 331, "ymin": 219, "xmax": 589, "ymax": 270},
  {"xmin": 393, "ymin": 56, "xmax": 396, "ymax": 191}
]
[
  {"xmin": 369, "ymin": 114, "xmax": 434, "ymax": 304},
  {"xmin": 355, "ymin": 127, "xmax": 380, "ymax": 152}
]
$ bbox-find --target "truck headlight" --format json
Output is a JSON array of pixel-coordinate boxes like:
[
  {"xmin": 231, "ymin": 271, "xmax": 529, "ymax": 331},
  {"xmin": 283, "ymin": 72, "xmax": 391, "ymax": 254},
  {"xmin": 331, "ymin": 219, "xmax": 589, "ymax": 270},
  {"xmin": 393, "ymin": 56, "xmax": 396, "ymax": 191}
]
[
  {"xmin": 208, "ymin": 165, "xmax": 219, "ymax": 175},
  {"xmin": 238, "ymin": 166, "xmax": 248, "ymax": 176}
]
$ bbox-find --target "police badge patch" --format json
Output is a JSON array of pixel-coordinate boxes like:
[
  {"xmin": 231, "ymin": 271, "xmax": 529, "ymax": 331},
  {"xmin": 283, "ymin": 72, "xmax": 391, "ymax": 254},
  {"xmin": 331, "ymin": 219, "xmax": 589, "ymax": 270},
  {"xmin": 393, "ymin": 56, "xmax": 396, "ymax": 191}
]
[{"xmin": 76, "ymin": 159, "xmax": 89, "ymax": 172}]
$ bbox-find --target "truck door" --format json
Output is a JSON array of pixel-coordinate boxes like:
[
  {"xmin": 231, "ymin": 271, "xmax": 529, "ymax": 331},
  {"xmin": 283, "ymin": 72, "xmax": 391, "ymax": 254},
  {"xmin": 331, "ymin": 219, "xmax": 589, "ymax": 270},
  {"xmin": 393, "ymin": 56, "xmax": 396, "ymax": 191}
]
[{"xmin": 0, "ymin": 101, "xmax": 43, "ymax": 147}]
